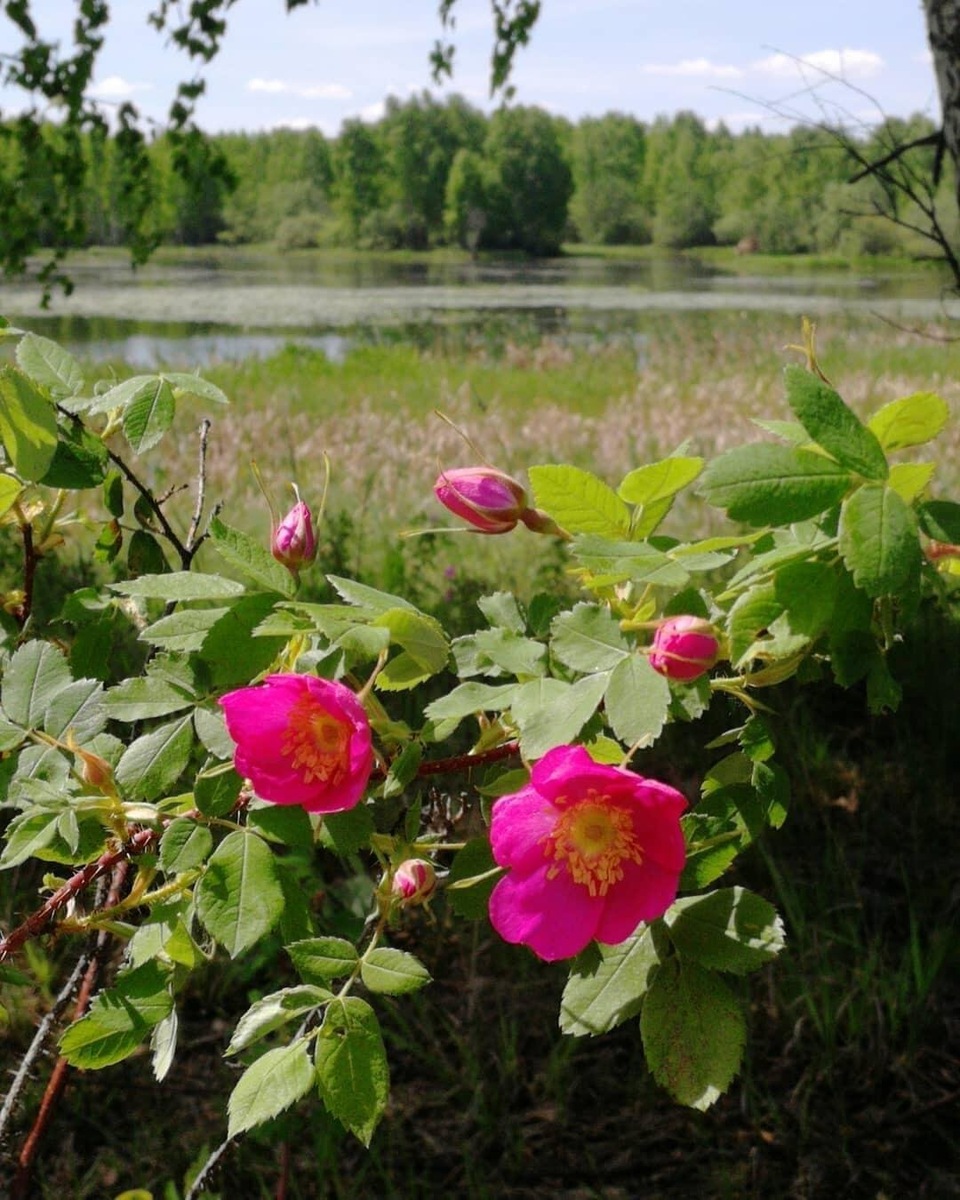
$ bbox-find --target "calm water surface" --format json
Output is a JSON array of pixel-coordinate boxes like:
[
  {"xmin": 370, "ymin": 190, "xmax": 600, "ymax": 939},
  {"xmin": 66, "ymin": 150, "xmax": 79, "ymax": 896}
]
[{"xmin": 1, "ymin": 252, "xmax": 956, "ymax": 368}]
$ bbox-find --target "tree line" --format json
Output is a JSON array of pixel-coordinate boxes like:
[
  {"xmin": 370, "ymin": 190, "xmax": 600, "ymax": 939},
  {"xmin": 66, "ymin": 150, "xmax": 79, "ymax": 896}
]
[{"xmin": 7, "ymin": 93, "xmax": 954, "ymax": 260}]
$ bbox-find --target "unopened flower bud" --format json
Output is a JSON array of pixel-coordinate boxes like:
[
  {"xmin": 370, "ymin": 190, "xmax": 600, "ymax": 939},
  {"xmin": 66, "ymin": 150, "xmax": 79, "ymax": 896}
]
[
  {"xmin": 391, "ymin": 859, "xmax": 438, "ymax": 905},
  {"xmin": 66, "ymin": 732, "xmax": 116, "ymax": 794},
  {"xmin": 649, "ymin": 615, "xmax": 720, "ymax": 682},
  {"xmin": 434, "ymin": 467, "xmax": 528, "ymax": 534},
  {"xmin": 272, "ymin": 498, "xmax": 317, "ymax": 570}
]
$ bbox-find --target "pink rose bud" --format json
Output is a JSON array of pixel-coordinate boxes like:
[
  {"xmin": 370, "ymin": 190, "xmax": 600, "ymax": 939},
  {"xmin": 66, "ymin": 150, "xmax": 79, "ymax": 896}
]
[
  {"xmin": 434, "ymin": 467, "xmax": 528, "ymax": 534},
  {"xmin": 649, "ymin": 615, "xmax": 720, "ymax": 682},
  {"xmin": 272, "ymin": 498, "xmax": 317, "ymax": 569},
  {"xmin": 391, "ymin": 859, "xmax": 438, "ymax": 905}
]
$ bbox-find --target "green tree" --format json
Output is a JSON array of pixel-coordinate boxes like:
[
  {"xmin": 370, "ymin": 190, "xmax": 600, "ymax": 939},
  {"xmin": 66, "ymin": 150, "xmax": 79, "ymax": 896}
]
[
  {"xmin": 483, "ymin": 105, "xmax": 573, "ymax": 254},
  {"xmin": 569, "ymin": 113, "xmax": 648, "ymax": 244}
]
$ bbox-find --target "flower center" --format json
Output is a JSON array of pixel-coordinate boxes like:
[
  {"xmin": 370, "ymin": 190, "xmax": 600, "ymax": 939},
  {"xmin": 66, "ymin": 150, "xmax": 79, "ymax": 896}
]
[
  {"xmin": 543, "ymin": 790, "xmax": 644, "ymax": 898},
  {"xmin": 280, "ymin": 692, "xmax": 351, "ymax": 786}
]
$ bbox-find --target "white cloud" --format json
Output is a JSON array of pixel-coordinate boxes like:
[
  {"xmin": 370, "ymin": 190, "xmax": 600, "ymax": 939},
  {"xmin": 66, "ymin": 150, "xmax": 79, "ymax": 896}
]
[
  {"xmin": 358, "ymin": 100, "xmax": 386, "ymax": 123},
  {"xmin": 300, "ymin": 83, "xmax": 352, "ymax": 99},
  {"xmin": 89, "ymin": 75, "xmax": 152, "ymax": 98},
  {"xmin": 248, "ymin": 78, "xmax": 289, "ymax": 93},
  {"xmin": 247, "ymin": 78, "xmax": 352, "ymax": 100},
  {"xmin": 641, "ymin": 58, "xmax": 743, "ymax": 80},
  {"xmin": 753, "ymin": 49, "xmax": 884, "ymax": 80}
]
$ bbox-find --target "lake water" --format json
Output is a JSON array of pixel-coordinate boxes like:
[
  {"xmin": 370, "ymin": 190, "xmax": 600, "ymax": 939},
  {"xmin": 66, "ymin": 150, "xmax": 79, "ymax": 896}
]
[{"xmin": 1, "ymin": 251, "xmax": 957, "ymax": 368}]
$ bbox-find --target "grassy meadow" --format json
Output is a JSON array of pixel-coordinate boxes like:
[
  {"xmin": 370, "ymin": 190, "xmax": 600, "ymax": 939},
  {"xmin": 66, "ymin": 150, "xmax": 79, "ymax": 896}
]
[{"xmin": 5, "ymin": 307, "xmax": 960, "ymax": 1197}]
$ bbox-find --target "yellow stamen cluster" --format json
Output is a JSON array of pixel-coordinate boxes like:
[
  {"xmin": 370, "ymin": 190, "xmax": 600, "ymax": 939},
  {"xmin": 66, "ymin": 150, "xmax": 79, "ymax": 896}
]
[
  {"xmin": 280, "ymin": 692, "xmax": 351, "ymax": 785},
  {"xmin": 543, "ymin": 789, "xmax": 644, "ymax": 897}
]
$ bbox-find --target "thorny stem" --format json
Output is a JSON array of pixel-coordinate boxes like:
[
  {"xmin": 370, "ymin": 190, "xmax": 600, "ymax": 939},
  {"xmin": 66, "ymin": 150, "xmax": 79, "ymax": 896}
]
[
  {"xmin": 0, "ymin": 827, "xmax": 157, "ymax": 963},
  {"xmin": 370, "ymin": 740, "xmax": 520, "ymax": 782},
  {"xmin": 11, "ymin": 863, "xmax": 130, "ymax": 1200},
  {"xmin": 17, "ymin": 519, "xmax": 36, "ymax": 630}
]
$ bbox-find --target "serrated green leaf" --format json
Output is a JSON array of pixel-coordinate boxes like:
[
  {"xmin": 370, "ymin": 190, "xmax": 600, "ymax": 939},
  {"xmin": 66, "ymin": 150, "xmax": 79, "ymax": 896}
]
[
  {"xmin": 81, "ymin": 374, "xmax": 161, "ymax": 416},
  {"xmin": 139, "ymin": 607, "xmax": 229, "ymax": 652},
  {"xmin": 43, "ymin": 677, "xmax": 105, "ymax": 739},
  {"xmin": 59, "ymin": 961, "xmax": 173, "ymax": 1069},
  {"xmin": 603, "ymin": 654, "xmax": 671, "ymax": 748},
  {"xmin": 664, "ymin": 888, "xmax": 785, "ymax": 974},
  {"xmin": 115, "ymin": 714, "xmax": 194, "ymax": 801},
  {"xmin": 560, "ymin": 926, "xmax": 659, "ymax": 1036},
  {"xmin": 39, "ymin": 422, "xmax": 107, "ymax": 489},
  {"xmin": 288, "ymin": 937, "xmax": 360, "ymax": 983},
  {"xmin": 512, "ymin": 674, "xmax": 608, "ymax": 759},
  {"xmin": 1, "ymin": 640, "xmax": 71, "ymax": 727},
  {"xmin": 194, "ymin": 764, "xmax": 242, "ymax": 817},
  {"xmin": 227, "ymin": 1040, "xmax": 316, "ymax": 1138},
  {"xmin": 0, "ymin": 366, "xmax": 58, "ymax": 480},
  {"xmin": 0, "ymin": 712, "xmax": 26, "ymax": 751},
  {"xmin": 159, "ymin": 818, "xmax": 214, "ymax": 874},
  {"xmin": 103, "ymin": 676, "xmax": 195, "ymax": 722},
  {"xmin": 15, "ymin": 332, "xmax": 84, "ymax": 399},
  {"xmin": 529, "ymin": 464, "xmax": 630, "ymax": 537},
  {"xmin": 327, "ymin": 575, "xmax": 417, "ymax": 613},
  {"xmin": 319, "ymin": 803, "xmax": 375, "ymax": 855},
  {"xmin": 248, "ymin": 802, "xmax": 315, "ymax": 850},
  {"xmin": 618, "ymin": 456, "xmax": 703, "ymax": 505},
  {"xmin": 123, "ymin": 378, "xmax": 176, "ymax": 454},
  {"xmin": 210, "ymin": 517, "xmax": 296, "ymax": 596},
  {"xmin": 463, "ymin": 628, "xmax": 548, "ymax": 679},
  {"xmin": 424, "ymin": 682, "xmax": 519, "ymax": 730},
  {"xmin": 111, "ymin": 572, "xmax": 245, "ymax": 602},
  {"xmin": 315, "ymin": 997, "xmax": 389, "ymax": 1146},
  {"xmin": 570, "ymin": 536, "xmax": 690, "ymax": 588},
  {"xmin": 887, "ymin": 462, "xmax": 935, "ymax": 504},
  {"xmin": 478, "ymin": 591, "xmax": 525, "ymax": 633},
  {"xmin": 201, "ymin": 593, "xmax": 286, "ymax": 687},
  {"xmin": 867, "ymin": 391, "xmax": 949, "ymax": 452},
  {"xmin": 726, "ymin": 583, "xmax": 783, "ymax": 667},
  {"xmin": 195, "ymin": 830, "xmax": 285, "ymax": 957},
  {"xmin": 227, "ymin": 985, "xmax": 332, "ymax": 1054},
  {"xmin": 839, "ymin": 484, "xmax": 920, "ymax": 598},
  {"xmin": 0, "ymin": 807, "xmax": 60, "ymax": 868},
  {"xmin": 374, "ymin": 609, "xmax": 448, "ymax": 679},
  {"xmin": 640, "ymin": 957, "xmax": 745, "ymax": 1110},
  {"xmin": 162, "ymin": 372, "xmax": 229, "ymax": 405},
  {"xmin": 551, "ymin": 603, "xmax": 630, "ymax": 673},
  {"xmin": 151, "ymin": 1009, "xmax": 179, "ymax": 1082},
  {"xmin": 699, "ymin": 443, "xmax": 851, "ymax": 525},
  {"xmin": 360, "ymin": 947, "xmax": 432, "ymax": 995},
  {"xmin": 0, "ymin": 473, "xmax": 23, "ymax": 518},
  {"xmin": 784, "ymin": 365, "xmax": 888, "ymax": 480}
]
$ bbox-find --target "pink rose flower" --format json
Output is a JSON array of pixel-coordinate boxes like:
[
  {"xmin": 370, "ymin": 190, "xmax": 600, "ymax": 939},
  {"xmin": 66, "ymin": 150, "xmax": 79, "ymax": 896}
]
[
  {"xmin": 219, "ymin": 674, "xmax": 373, "ymax": 813},
  {"xmin": 649, "ymin": 615, "xmax": 720, "ymax": 682},
  {"xmin": 488, "ymin": 745, "xmax": 687, "ymax": 961},
  {"xmin": 272, "ymin": 498, "xmax": 317, "ymax": 570},
  {"xmin": 433, "ymin": 466, "xmax": 529, "ymax": 534},
  {"xmin": 391, "ymin": 859, "xmax": 438, "ymax": 905}
]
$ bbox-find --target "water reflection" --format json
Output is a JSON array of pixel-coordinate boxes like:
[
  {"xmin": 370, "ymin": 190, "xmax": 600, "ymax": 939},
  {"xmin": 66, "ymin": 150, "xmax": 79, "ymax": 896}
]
[{"xmin": 0, "ymin": 251, "xmax": 954, "ymax": 368}]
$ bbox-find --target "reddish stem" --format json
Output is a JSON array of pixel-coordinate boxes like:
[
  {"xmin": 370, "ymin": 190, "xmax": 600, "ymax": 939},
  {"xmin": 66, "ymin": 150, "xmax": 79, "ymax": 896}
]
[
  {"xmin": 371, "ymin": 740, "xmax": 520, "ymax": 782},
  {"xmin": 0, "ymin": 828, "xmax": 157, "ymax": 964},
  {"xmin": 11, "ymin": 862, "xmax": 130, "ymax": 1200}
]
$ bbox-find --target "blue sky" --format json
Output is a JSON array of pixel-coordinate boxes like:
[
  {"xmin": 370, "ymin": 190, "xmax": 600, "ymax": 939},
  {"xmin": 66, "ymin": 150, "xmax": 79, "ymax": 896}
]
[{"xmin": 1, "ymin": 0, "xmax": 938, "ymax": 135}]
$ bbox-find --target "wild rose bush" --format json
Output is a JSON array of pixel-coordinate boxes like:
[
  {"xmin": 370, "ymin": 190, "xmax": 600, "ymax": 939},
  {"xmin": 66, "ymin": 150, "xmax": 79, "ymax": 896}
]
[{"xmin": 0, "ymin": 316, "xmax": 957, "ymax": 1180}]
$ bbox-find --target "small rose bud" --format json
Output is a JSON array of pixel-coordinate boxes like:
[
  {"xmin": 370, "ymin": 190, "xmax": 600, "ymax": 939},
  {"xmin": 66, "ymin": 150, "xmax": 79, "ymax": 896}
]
[
  {"xmin": 272, "ymin": 497, "xmax": 317, "ymax": 570},
  {"xmin": 649, "ymin": 615, "xmax": 720, "ymax": 682},
  {"xmin": 391, "ymin": 859, "xmax": 438, "ymax": 906},
  {"xmin": 434, "ymin": 467, "xmax": 528, "ymax": 534},
  {"xmin": 66, "ymin": 732, "xmax": 116, "ymax": 794}
]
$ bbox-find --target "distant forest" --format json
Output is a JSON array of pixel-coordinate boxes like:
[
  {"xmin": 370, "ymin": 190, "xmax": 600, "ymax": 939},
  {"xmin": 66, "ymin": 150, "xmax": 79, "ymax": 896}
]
[{"xmin": 20, "ymin": 93, "xmax": 955, "ymax": 259}]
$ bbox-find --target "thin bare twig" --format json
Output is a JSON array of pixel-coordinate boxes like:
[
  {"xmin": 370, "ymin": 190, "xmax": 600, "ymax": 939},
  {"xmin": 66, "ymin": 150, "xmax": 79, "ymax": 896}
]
[
  {"xmin": 0, "ymin": 945, "xmax": 91, "ymax": 1145},
  {"xmin": 184, "ymin": 1135, "xmax": 235, "ymax": 1200},
  {"xmin": 185, "ymin": 418, "xmax": 212, "ymax": 556}
]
